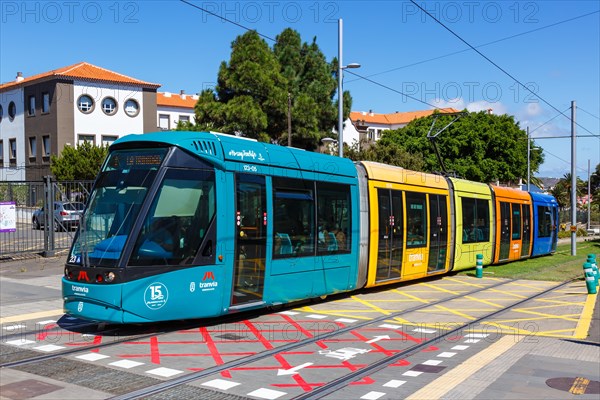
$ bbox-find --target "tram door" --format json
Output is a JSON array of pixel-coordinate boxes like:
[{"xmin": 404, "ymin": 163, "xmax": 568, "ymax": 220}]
[
  {"xmin": 499, "ymin": 202, "xmax": 511, "ymax": 260},
  {"xmin": 551, "ymin": 207, "xmax": 558, "ymax": 252},
  {"xmin": 428, "ymin": 195, "xmax": 448, "ymax": 273},
  {"xmin": 232, "ymin": 174, "xmax": 266, "ymax": 306},
  {"xmin": 376, "ymin": 189, "xmax": 403, "ymax": 282},
  {"xmin": 521, "ymin": 204, "xmax": 531, "ymax": 257}
]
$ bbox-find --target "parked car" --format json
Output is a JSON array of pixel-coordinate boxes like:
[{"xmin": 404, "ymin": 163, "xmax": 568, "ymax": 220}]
[{"xmin": 32, "ymin": 202, "xmax": 85, "ymax": 231}]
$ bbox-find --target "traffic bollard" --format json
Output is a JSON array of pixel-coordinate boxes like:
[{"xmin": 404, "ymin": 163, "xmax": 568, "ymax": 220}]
[
  {"xmin": 587, "ymin": 254, "xmax": 599, "ymax": 287},
  {"xmin": 585, "ymin": 271, "xmax": 597, "ymax": 295},
  {"xmin": 476, "ymin": 254, "xmax": 483, "ymax": 278}
]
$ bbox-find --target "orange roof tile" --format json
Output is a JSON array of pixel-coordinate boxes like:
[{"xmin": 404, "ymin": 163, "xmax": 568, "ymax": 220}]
[
  {"xmin": 0, "ymin": 62, "xmax": 160, "ymax": 91},
  {"xmin": 157, "ymin": 92, "xmax": 198, "ymax": 109},
  {"xmin": 350, "ymin": 108, "xmax": 461, "ymax": 126}
]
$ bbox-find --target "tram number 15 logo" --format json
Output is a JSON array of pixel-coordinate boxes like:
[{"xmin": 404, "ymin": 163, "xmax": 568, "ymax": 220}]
[{"xmin": 144, "ymin": 282, "xmax": 169, "ymax": 310}]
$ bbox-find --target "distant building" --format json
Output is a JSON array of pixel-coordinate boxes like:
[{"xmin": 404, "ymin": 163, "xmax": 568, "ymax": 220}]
[
  {"xmin": 157, "ymin": 91, "xmax": 197, "ymax": 130},
  {"xmin": 0, "ymin": 62, "xmax": 160, "ymax": 181},
  {"xmin": 344, "ymin": 108, "xmax": 460, "ymax": 148}
]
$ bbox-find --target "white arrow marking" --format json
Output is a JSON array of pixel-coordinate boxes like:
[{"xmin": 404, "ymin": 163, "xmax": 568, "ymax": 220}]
[
  {"xmin": 277, "ymin": 362, "xmax": 313, "ymax": 376},
  {"xmin": 366, "ymin": 335, "xmax": 390, "ymax": 344}
]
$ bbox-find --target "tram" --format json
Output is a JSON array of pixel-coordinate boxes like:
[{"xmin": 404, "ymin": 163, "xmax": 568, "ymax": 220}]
[{"xmin": 62, "ymin": 131, "xmax": 559, "ymax": 323}]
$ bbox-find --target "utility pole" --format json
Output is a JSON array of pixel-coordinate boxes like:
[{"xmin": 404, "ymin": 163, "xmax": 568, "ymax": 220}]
[
  {"xmin": 527, "ymin": 126, "xmax": 530, "ymax": 192},
  {"xmin": 287, "ymin": 92, "xmax": 292, "ymax": 147},
  {"xmin": 588, "ymin": 159, "xmax": 591, "ymax": 230},
  {"xmin": 571, "ymin": 100, "xmax": 576, "ymax": 256}
]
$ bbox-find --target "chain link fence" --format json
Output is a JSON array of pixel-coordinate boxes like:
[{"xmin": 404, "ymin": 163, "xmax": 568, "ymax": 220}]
[{"xmin": 0, "ymin": 178, "xmax": 94, "ymax": 261}]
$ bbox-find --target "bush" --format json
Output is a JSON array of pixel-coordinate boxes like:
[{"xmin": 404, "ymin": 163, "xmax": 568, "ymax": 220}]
[{"xmin": 558, "ymin": 228, "xmax": 588, "ymax": 239}]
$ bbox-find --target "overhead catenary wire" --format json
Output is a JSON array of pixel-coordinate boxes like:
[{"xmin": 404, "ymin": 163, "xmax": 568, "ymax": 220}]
[
  {"xmin": 179, "ymin": 0, "xmax": 276, "ymax": 42},
  {"xmin": 577, "ymin": 106, "xmax": 600, "ymax": 121},
  {"xmin": 180, "ymin": 0, "xmax": 598, "ymax": 145},
  {"xmin": 347, "ymin": 10, "xmax": 600, "ymax": 82},
  {"xmin": 408, "ymin": 0, "xmax": 600, "ymax": 140}
]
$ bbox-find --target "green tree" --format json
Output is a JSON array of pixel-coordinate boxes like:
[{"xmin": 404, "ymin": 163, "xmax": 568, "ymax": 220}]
[
  {"xmin": 50, "ymin": 141, "xmax": 107, "ymax": 180},
  {"xmin": 551, "ymin": 173, "xmax": 586, "ymax": 210},
  {"xmin": 352, "ymin": 111, "xmax": 544, "ymax": 183},
  {"xmin": 346, "ymin": 137, "xmax": 425, "ymax": 171},
  {"xmin": 187, "ymin": 29, "xmax": 345, "ymax": 150}
]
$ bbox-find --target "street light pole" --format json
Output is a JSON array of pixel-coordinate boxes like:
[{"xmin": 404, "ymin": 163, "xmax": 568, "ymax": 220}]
[
  {"xmin": 337, "ymin": 19, "xmax": 360, "ymax": 157},
  {"xmin": 338, "ymin": 18, "xmax": 343, "ymax": 157}
]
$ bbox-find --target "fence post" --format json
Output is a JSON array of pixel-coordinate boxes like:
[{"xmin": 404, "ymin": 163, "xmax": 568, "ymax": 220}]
[{"xmin": 43, "ymin": 175, "xmax": 55, "ymax": 257}]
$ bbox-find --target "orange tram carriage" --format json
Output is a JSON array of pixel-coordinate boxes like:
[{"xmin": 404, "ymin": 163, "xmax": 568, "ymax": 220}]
[{"xmin": 62, "ymin": 131, "xmax": 558, "ymax": 323}]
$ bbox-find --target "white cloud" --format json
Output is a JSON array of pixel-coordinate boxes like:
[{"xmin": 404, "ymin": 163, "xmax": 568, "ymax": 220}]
[{"xmin": 430, "ymin": 97, "xmax": 508, "ymax": 115}]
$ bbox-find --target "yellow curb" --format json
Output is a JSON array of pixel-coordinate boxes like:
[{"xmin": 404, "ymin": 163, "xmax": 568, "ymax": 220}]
[
  {"xmin": 573, "ymin": 291, "xmax": 597, "ymax": 339},
  {"xmin": 0, "ymin": 309, "xmax": 65, "ymax": 324}
]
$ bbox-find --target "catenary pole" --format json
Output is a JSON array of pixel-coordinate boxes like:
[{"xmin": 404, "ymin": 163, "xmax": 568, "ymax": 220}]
[{"xmin": 571, "ymin": 101, "xmax": 576, "ymax": 256}]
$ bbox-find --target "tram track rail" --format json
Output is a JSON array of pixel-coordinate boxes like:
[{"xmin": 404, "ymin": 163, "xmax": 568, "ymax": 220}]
[
  {"xmin": 292, "ymin": 278, "xmax": 575, "ymax": 400},
  {"xmin": 106, "ymin": 278, "xmax": 515, "ymax": 400}
]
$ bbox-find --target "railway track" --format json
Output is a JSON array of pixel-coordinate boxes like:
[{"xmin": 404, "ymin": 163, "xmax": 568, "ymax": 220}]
[{"xmin": 1, "ymin": 278, "xmax": 571, "ymax": 399}]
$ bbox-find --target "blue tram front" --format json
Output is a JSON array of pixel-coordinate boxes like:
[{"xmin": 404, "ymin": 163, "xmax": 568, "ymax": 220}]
[{"xmin": 62, "ymin": 131, "xmax": 361, "ymax": 323}]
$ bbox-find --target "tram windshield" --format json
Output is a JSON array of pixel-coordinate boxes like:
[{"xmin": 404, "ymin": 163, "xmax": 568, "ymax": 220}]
[{"xmin": 69, "ymin": 148, "xmax": 168, "ymax": 267}]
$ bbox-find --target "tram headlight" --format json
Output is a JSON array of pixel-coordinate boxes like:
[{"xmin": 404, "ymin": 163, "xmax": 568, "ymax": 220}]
[
  {"xmin": 105, "ymin": 272, "xmax": 116, "ymax": 283},
  {"xmin": 65, "ymin": 267, "xmax": 72, "ymax": 280}
]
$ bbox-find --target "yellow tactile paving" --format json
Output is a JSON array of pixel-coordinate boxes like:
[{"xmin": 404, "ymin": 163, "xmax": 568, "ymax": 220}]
[{"xmin": 407, "ymin": 335, "xmax": 521, "ymax": 400}]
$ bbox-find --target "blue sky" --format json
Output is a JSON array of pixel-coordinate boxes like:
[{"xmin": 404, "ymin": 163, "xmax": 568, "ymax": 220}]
[{"xmin": 1, "ymin": 0, "xmax": 598, "ymax": 178}]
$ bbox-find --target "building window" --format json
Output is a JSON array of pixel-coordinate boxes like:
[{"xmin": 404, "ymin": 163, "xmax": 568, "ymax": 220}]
[
  {"xmin": 124, "ymin": 99, "xmax": 140, "ymax": 117},
  {"xmin": 29, "ymin": 137, "xmax": 37, "ymax": 158},
  {"xmin": 78, "ymin": 135, "xmax": 95, "ymax": 146},
  {"xmin": 179, "ymin": 115, "xmax": 190, "ymax": 123},
  {"xmin": 159, "ymin": 114, "xmax": 170, "ymax": 130},
  {"xmin": 42, "ymin": 93, "xmax": 50, "ymax": 113},
  {"xmin": 0, "ymin": 104, "xmax": 3, "ymax": 123},
  {"xmin": 28, "ymin": 95, "xmax": 35, "ymax": 116},
  {"xmin": 101, "ymin": 97, "xmax": 117, "ymax": 115},
  {"xmin": 42, "ymin": 136, "xmax": 51, "ymax": 157},
  {"xmin": 8, "ymin": 101, "xmax": 16, "ymax": 121},
  {"xmin": 9, "ymin": 138, "xmax": 17, "ymax": 160},
  {"xmin": 101, "ymin": 135, "xmax": 118, "ymax": 146},
  {"xmin": 0, "ymin": 140, "xmax": 3, "ymax": 162},
  {"xmin": 77, "ymin": 95, "xmax": 94, "ymax": 114}
]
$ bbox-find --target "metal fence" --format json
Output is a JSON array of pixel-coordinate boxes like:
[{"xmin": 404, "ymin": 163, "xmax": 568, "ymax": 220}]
[{"xmin": 0, "ymin": 178, "xmax": 94, "ymax": 261}]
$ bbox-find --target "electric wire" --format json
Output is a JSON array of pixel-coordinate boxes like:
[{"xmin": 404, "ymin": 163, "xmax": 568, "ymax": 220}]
[
  {"xmin": 179, "ymin": 0, "xmax": 276, "ymax": 42},
  {"xmin": 409, "ymin": 0, "xmax": 600, "ymax": 140},
  {"xmin": 577, "ymin": 106, "xmax": 600, "ymax": 121},
  {"xmin": 529, "ymin": 107, "xmax": 572, "ymax": 134},
  {"xmin": 347, "ymin": 10, "xmax": 600, "ymax": 82}
]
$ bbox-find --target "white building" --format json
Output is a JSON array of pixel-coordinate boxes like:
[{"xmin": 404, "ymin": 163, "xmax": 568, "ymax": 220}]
[{"xmin": 156, "ymin": 91, "xmax": 197, "ymax": 130}]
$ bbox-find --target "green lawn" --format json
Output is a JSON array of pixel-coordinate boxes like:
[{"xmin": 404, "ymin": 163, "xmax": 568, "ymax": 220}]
[{"xmin": 458, "ymin": 239, "xmax": 600, "ymax": 281}]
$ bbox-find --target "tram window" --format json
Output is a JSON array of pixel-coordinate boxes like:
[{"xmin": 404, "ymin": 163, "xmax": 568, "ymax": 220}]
[
  {"xmin": 461, "ymin": 198, "xmax": 490, "ymax": 243},
  {"xmin": 512, "ymin": 204, "xmax": 522, "ymax": 240},
  {"xmin": 406, "ymin": 192, "xmax": 427, "ymax": 248},
  {"xmin": 130, "ymin": 169, "xmax": 215, "ymax": 266},
  {"xmin": 317, "ymin": 183, "xmax": 351, "ymax": 254},
  {"xmin": 272, "ymin": 178, "xmax": 315, "ymax": 258},
  {"xmin": 537, "ymin": 206, "xmax": 553, "ymax": 237}
]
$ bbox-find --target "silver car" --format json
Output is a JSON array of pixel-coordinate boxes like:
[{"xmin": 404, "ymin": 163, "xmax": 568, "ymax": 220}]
[{"xmin": 32, "ymin": 201, "xmax": 85, "ymax": 231}]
